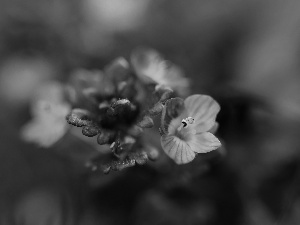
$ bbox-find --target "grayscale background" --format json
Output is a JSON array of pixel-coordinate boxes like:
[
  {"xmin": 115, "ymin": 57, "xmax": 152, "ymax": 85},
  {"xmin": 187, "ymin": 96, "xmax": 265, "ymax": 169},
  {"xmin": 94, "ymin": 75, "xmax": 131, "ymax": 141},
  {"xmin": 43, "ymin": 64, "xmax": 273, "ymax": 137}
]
[{"xmin": 0, "ymin": 0, "xmax": 300, "ymax": 224}]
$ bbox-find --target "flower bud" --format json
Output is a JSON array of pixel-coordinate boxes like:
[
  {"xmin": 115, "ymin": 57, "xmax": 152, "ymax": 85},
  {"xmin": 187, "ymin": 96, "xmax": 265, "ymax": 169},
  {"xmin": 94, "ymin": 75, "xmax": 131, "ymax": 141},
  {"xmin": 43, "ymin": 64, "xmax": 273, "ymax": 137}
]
[
  {"xmin": 128, "ymin": 151, "xmax": 148, "ymax": 165},
  {"xmin": 117, "ymin": 81, "xmax": 127, "ymax": 93},
  {"xmin": 99, "ymin": 101, "xmax": 110, "ymax": 110},
  {"xmin": 107, "ymin": 99, "xmax": 131, "ymax": 116},
  {"xmin": 82, "ymin": 88, "xmax": 99, "ymax": 103},
  {"xmin": 146, "ymin": 146, "xmax": 160, "ymax": 161},
  {"xmin": 137, "ymin": 116, "xmax": 154, "ymax": 128},
  {"xmin": 82, "ymin": 126, "xmax": 101, "ymax": 137},
  {"xmin": 155, "ymin": 84, "xmax": 173, "ymax": 102},
  {"xmin": 97, "ymin": 130, "xmax": 116, "ymax": 145},
  {"xmin": 106, "ymin": 99, "xmax": 139, "ymax": 127},
  {"xmin": 110, "ymin": 158, "xmax": 136, "ymax": 171},
  {"xmin": 128, "ymin": 125, "xmax": 144, "ymax": 137},
  {"xmin": 66, "ymin": 108, "xmax": 91, "ymax": 127},
  {"xmin": 148, "ymin": 102, "xmax": 164, "ymax": 116}
]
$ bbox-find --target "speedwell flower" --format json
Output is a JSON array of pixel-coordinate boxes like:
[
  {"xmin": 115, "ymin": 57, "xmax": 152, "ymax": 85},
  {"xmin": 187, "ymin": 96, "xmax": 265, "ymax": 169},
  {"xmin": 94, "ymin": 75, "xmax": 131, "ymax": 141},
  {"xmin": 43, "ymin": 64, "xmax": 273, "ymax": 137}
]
[{"xmin": 160, "ymin": 94, "xmax": 221, "ymax": 164}]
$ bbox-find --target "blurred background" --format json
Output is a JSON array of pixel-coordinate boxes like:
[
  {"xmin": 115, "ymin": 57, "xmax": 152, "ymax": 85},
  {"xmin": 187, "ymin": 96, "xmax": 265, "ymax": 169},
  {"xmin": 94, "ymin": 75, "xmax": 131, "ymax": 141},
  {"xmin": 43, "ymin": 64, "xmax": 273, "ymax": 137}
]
[{"xmin": 1, "ymin": 0, "xmax": 300, "ymax": 224}]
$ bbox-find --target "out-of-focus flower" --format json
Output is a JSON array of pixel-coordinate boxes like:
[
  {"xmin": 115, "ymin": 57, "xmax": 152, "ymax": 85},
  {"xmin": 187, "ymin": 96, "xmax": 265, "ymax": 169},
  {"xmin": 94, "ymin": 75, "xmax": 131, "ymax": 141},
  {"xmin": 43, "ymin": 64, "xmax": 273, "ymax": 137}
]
[
  {"xmin": 160, "ymin": 94, "xmax": 221, "ymax": 164},
  {"xmin": 21, "ymin": 82, "xmax": 71, "ymax": 148},
  {"xmin": 131, "ymin": 48, "xmax": 190, "ymax": 96}
]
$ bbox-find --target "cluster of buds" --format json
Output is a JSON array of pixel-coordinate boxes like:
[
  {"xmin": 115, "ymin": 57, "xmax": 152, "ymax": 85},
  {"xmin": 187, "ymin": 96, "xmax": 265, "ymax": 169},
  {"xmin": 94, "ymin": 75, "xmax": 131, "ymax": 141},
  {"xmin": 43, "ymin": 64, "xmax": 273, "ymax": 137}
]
[{"xmin": 66, "ymin": 50, "xmax": 180, "ymax": 174}]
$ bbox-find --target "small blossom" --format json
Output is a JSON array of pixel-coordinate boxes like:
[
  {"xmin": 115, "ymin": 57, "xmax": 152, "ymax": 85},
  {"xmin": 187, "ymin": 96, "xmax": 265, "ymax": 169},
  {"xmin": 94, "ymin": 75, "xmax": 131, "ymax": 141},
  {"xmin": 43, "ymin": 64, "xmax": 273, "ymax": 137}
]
[
  {"xmin": 21, "ymin": 82, "xmax": 71, "ymax": 147},
  {"xmin": 131, "ymin": 48, "xmax": 190, "ymax": 96},
  {"xmin": 160, "ymin": 94, "xmax": 221, "ymax": 164}
]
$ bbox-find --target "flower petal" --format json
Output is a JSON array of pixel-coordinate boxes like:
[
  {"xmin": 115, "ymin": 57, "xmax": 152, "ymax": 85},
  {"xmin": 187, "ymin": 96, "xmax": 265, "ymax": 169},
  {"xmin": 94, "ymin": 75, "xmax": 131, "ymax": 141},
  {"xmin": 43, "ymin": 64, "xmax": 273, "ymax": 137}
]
[
  {"xmin": 161, "ymin": 135, "xmax": 195, "ymax": 164},
  {"xmin": 187, "ymin": 132, "xmax": 221, "ymax": 153},
  {"xmin": 184, "ymin": 94, "xmax": 220, "ymax": 133},
  {"xmin": 160, "ymin": 97, "xmax": 185, "ymax": 135},
  {"xmin": 208, "ymin": 122, "xmax": 219, "ymax": 134}
]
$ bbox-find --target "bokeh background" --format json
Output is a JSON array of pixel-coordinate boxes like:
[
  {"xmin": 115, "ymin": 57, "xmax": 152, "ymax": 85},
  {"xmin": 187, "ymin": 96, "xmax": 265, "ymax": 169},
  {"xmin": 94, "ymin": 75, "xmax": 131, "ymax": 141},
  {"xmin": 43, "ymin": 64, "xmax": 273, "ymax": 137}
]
[{"xmin": 1, "ymin": 0, "xmax": 300, "ymax": 224}]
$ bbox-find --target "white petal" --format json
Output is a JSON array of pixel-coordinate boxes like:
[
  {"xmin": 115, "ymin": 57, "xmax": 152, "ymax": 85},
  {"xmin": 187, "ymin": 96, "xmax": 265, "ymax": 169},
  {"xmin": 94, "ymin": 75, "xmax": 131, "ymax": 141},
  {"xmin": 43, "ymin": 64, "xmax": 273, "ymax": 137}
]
[
  {"xmin": 184, "ymin": 94, "xmax": 220, "ymax": 133},
  {"xmin": 161, "ymin": 135, "xmax": 195, "ymax": 164},
  {"xmin": 208, "ymin": 122, "xmax": 219, "ymax": 134},
  {"xmin": 187, "ymin": 132, "xmax": 221, "ymax": 153}
]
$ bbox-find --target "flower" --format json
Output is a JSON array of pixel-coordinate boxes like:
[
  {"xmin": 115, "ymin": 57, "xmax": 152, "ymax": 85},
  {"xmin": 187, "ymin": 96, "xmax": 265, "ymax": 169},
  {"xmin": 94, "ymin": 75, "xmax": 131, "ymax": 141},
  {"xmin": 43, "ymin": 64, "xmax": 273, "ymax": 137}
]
[
  {"xmin": 21, "ymin": 82, "xmax": 71, "ymax": 147},
  {"xmin": 160, "ymin": 94, "xmax": 221, "ymax": 164},
  {"xmin": 131, "ymin": 48, "xmax": 190, "ymax": 96}
]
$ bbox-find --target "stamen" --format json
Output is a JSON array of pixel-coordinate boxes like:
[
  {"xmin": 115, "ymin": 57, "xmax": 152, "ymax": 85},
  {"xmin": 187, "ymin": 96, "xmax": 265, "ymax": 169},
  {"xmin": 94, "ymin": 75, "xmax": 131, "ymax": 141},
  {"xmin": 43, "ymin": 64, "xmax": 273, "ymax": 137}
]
[
  {"xmin": 178, "ymin": 117, "xmax": 195, "ymax": 131},
  {"xmin": 182, "ymin": 117, "xmax": 194, "ymax": 126}
]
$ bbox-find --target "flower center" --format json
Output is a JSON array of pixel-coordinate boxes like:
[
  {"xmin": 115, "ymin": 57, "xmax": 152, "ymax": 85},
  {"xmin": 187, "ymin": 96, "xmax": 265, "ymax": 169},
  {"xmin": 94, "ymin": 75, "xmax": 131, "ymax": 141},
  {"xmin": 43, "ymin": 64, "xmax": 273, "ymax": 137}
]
[
  {"xmin": 177, "ymin": 116, "xmax": 195, "ymax": 132},
  {"xmin": 174, "ymin": 116, "xmax": 196, "ymax": 141}
]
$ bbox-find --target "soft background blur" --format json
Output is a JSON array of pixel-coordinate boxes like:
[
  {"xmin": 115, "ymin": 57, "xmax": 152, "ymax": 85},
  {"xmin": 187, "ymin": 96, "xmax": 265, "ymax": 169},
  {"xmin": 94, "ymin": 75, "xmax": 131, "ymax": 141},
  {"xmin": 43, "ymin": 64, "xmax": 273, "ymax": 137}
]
[{"xmin": 1, "ymin": 0, "xmax": 300, "ymax": 224}]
